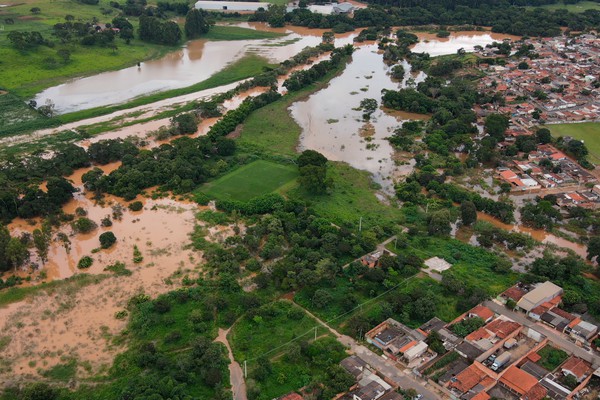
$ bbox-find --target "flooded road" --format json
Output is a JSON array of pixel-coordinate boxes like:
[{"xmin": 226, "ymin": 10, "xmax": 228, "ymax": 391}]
[{"xmin": 34, "ymin": 24, "xmax": 360, "ymax": 114}]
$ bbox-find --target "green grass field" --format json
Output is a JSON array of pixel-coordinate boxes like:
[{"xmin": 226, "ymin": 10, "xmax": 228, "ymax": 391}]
[
  {"xmin": 532, "ymin": 1, "xmax": 600, "ymax": 12},
  {"xmin": 198, "ymin": 160, "xmax": 298, "ymax": 202},
  {"xmin": 547, "ymin": 122, "xmax": 600, "ymax": 163},
  {"xmin": 202, "ymin": 25, "xmax": 284, "ymax": 41}
]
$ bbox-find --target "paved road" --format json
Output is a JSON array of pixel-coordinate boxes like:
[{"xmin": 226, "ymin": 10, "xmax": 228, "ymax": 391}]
[
  {"xmin": 484, "ymin": 300, "xmax": 600, "ymax": 367},
  {"xmin": 298, "ymin": 302, "xmax": 446, "ymax": 400}
]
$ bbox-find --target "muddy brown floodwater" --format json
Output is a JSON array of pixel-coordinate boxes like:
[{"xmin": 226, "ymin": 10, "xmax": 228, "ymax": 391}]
[
  {"xmin": 476, "ymin": 212, "xmax": 587, "ymax": 258},
  {"xmin": 412, "ymin": 31, "xmax": 522, "ymax": 56},
  {"xmin": 34, "ymin": 23, "xmax": 361, "ymax": 114}
]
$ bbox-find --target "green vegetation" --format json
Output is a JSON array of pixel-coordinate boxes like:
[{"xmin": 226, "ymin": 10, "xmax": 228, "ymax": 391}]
[
  {"xmin": 230, "ymin": 300, "xmax": 350, "ymax": 400},
  {"xmin": 291, "ymin": 162, "xmax": 404, "ymax": 228},
  {"xmin": 198, "ymin": 160, "xmax": 298, "ymax": 202},
  {"xmin": 0, "ymin": 274, "xmax": 106, "ymax": 308},
  {"xmin": 0, "ymin": 92, "xmax": 54, "ymax": 138},
  {"xmin": 41, "ymin": 359, "xmax": 77, "ymax": 382},
  {"xmin": 203, "ymin": 25, "xmax": 284, "ymax": 41},
  {"xmin": 536, "ymin": 345, "xmax": 569, "ymax": 371},
  {"xmin": 238, "ymin": 60, "xmax": 350, "ymax": 156},
  {"xmin": 547, "ymin": 122, "xmax": 600, "ymax": 163},
  {"xmin": 531, "ymin": 1, "xmax": 600, "ymax": 12}
]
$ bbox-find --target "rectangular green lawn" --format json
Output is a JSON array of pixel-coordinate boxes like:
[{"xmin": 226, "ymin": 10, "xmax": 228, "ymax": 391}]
[
  {"xmin": 548, "ymin": 122, "xmax": 600, "ymax": 164},
  {"xmin": 200, "ymin": 160, "xmax": 298, "ymax": 201}
]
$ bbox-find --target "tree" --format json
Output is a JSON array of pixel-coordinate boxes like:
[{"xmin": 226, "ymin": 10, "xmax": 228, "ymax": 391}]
[
  {"xmin": 172, "ymin": 113, "xmax": 197, "ymax": 134},
  {"xmin": 22, "ymin": 383, "xmax": 59, "ymax": 400},
  {"xmin": 484, "ymin": 113, "xmax": 509, "ymax": 140},
  {"xmin": 6, "ymin": 237, "xmax": 29, "ymax": 271},
  {"xmin": 57, "ymin": 49, "xmax": 71, "ymax": 63},
  {"xmin": 360, "ymin": 98, "xmax": 378, "ymax": 121},
  {"xmin": 298, "ymin": 150, "xmax": 330, "ymax": 194},
  {"xmin": 30, "ymin": 7, "xmax": 41, "ymax": 14},
  {"xmin": 428, "ymin": 209, "xmax": 452, "ymax": 236},
  {"xmin": 536, "ymin": 128, "xmax": 552, "ymax": 144},
  {"xmin": 0, "ymin": 226, "xmax": 12, "ymax": 272},
  {"xmin": 32, "ymin": 224, "xmax": 51, "ymax": 264},
  {"xmin": 460, "ymin": 201, "xmax": 477, "ymax": 226},
  {"xmin": 322, "ymin": 31, "xmax": 334, "ymax": 44},
  {"xmin": 38, "ymin": 99, "xmax": 56, "ymax": 118},
  {"xmin": 99, "ymin": 231, "xmax": 117, "ymax": 249},
  {"xmin": 518, "ymin": 61, "xmax": 529, "ymax": 70},
  {"xmin": 184, "ymin": 9, "xmax": 209, "ymax": 39},
  {"xmin": 587, "ymin": 236, "xmax": 600, "ymax": 261},
  {"xmin": 312, "ymin": 289, "xmax": 333, "ymax": 308},
  {"xmin": 266, "ymin": 4, "xmax": 286, "ymax": 27}
]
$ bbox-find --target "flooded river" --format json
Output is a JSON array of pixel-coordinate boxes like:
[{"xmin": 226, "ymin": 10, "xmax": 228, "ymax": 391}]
[
  {"xmin": 292, "ymin": 31, "xmax": 510, "ymax": 192},
  {"xmin": 34, "ymin": 24, "xmax": 359, "ymax": 114},
  {"xmin": 291, "ymin": 45, "xmax": 427, "ymax": 192}
]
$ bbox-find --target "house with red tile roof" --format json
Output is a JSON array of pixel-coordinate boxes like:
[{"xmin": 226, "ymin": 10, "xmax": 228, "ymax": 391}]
[
  {"xmin": 561, "ymin": 356, "xmax": 592, "ymax": 382},
  {"xmin": 499, "ymin": 366, "xmax": 548, "ymax": 400}
]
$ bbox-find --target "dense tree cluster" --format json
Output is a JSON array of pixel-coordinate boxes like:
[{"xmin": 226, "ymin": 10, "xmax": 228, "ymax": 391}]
[
  {"xmin": 184, "ymin": 8, "xmax": 210, "ymax": 38},
  {"xmin": 283, "ymin": 45, "xmax": 354, "ymax": 91},
  {"xmin": 297, "ymin": 150, "xmax": 330, "ymax": 194},
  {"xmin": 281, "ymin": 0, "xmax": 600, "ymax": 36},
  {"xmin": 139, "ymin": 15, "xmax": 181, "ymax": 45}
]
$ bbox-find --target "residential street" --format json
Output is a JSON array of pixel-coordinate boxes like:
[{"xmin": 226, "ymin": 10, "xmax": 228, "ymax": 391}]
[
  {"xmin": 484, "ymin": 300, "xmax": 600, "ymax": 367},
  {"xmin": 297, "ymin": 303, "xmax": 446, "ymax": 400}
]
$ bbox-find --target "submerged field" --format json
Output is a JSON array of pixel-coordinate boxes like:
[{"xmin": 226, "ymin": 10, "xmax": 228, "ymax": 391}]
[
  {"xmin": 548, "ymin": 122, "xmax": 600, "ymax": 163},
  {"xmin": 198, "ymin": 160, "xmax": 298, "ymax": 202}
]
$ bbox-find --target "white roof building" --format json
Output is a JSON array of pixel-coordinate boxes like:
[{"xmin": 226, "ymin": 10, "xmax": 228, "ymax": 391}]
[
  {"xmin": 195, "ymin": 1, "xmax": 270, "ymax": 11},
  {"xmin": 516, "ymin": 281, "xmax": 563, "ymax": 313}
]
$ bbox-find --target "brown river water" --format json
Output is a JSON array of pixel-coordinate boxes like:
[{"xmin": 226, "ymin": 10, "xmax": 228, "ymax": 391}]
[{"xmin": 33, "ymin": 23, "xmax": 360, "ymax": 114}]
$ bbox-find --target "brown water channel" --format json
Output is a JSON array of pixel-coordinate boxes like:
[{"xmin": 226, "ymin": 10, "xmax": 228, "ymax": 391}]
[
  {"xmin": 476, "ymin": 212, "xmax": 587, "ymax": 258},
  {"xmin": 34, "ymin": 24, "xmax": 360, "ymax": 114}
]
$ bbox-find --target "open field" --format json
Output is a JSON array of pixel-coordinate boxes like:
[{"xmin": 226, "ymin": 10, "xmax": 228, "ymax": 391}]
[
  {"xmin": 203, "ymin": 25, "xmax": 284, "ymax": 41},
  {"xmin": 229, "ymin": 300, "xmax": 345, "ymax": 400},
  {"xmin": 547, "ymin": 122, "xmax": 600, "ymax": 163},
  {"xmin": 198, "ymin": 160, "xmax": 298, "ymax": 202},
  {"xmin": 290, "ymin": 162, "xmax": 405, "ymax": 229},
  {"xmin": 532, "ymin": 1, "xmax": 600, "ymax": 12},
  {"xmin": 0, "ymin": 0, "xmax": 274, "ymax": 98}
]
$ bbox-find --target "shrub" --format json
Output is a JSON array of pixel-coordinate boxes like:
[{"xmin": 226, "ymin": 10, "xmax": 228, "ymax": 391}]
[
  {"xmin": 77, "ymin": 256, "xmax": 93, "ymax": 269},
  {"xmin": 99, "ymin": 231, "xmax": 117, "ymax": 249},
  {"xmin": 71, "ymin": 217, "xmax": 97, "ymax": 234},
  {"xmin": 128, "ymin": 201, "xmax": 143, "ymax": 211},
  {"xmin": 133, "ymin": 245, "xmax": 143, "ymax": 264}
]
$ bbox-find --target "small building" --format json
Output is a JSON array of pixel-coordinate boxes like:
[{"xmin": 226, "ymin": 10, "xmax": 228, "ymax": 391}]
[
  {"xmin": 424, "ymin": 256, "xmax": 452, "ymax": 273},
  {"xmin": 569, "ymin": 320, "xmax": 598, "ymax": 342},
  {"xmin": 277, "ymin": 393, "xmax": 304, "ymax": 400},
  {"xmin": 561, "ymin": 356, "xmax": 592, "ymax": 382},
  {"xmin": 516, "ymin": 281, "xmax": 563, "ymax": 314},
  {"xmin": 366, "ymin": 319, "xmax": 426, "ymax": 360},
  {"xmin": 352, "ymin": 380, "xmax": 388, "ymax": 400},
  {"xmin": 468, "ymin": 305, "xmax": 495, "ymax": 323},
  {"xmin": 340, "ymin": 356, "xmax": 369, "ymax": 380},
  {"xmin": 402, "ymin": 341, "xmax": 428, "ymax": 363},
  {"xmin": 499, "ymin": 366, "xmax": 548, "ymax": 400},
  {"xmin": 195, "ymin": 1, "xmax": 270, "ymax": 11},
  {"xmin": 361, "ymin": 251, "xmax": 383, "ymax": 268}
]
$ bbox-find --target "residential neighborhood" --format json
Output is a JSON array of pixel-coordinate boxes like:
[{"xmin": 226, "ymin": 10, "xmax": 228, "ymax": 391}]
[{"xmin": 331, "ymin": 281, "xmax": 600, "ymax": 400}]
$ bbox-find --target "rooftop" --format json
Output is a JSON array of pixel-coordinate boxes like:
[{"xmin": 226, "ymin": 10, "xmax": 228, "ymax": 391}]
[
  {"xmin": 516, "ymin": 281, "xmax": 562, "ymax": 312},
  {"xmin": 561, "ymin": 356, "xmax": 591, "ymax": 380},
  {"xmin": 449, "ymin": 363, "xmax": 489, "ymax": 393},
  {"xmin": 500, "ymin": 366, "xmax": 547, "ymax": 399},
  {"xmin": 469, "ymin": 305, "xmax": 495, "ymax": 322}
]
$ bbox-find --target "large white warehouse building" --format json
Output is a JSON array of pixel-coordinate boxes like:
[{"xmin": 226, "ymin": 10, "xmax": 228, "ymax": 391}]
[{"xmin": 195, "ymin": 1, "xmax": 271, "ymax": 11}]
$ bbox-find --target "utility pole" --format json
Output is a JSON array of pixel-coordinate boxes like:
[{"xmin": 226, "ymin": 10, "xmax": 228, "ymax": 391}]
[
  {"xmin": 359, "ymin": 216, "xmax": 363, "ymax": 232},
  {"xmin": 314, "ymin": 326, "xmax": 317, "ymax": 341},
  {"xmin": 394, "ymin": 236, "xmax": 397, "ymax": 249},
  {"xmin": 244, "ymin": 360, "xmax": 247, "ymax": 378}
]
